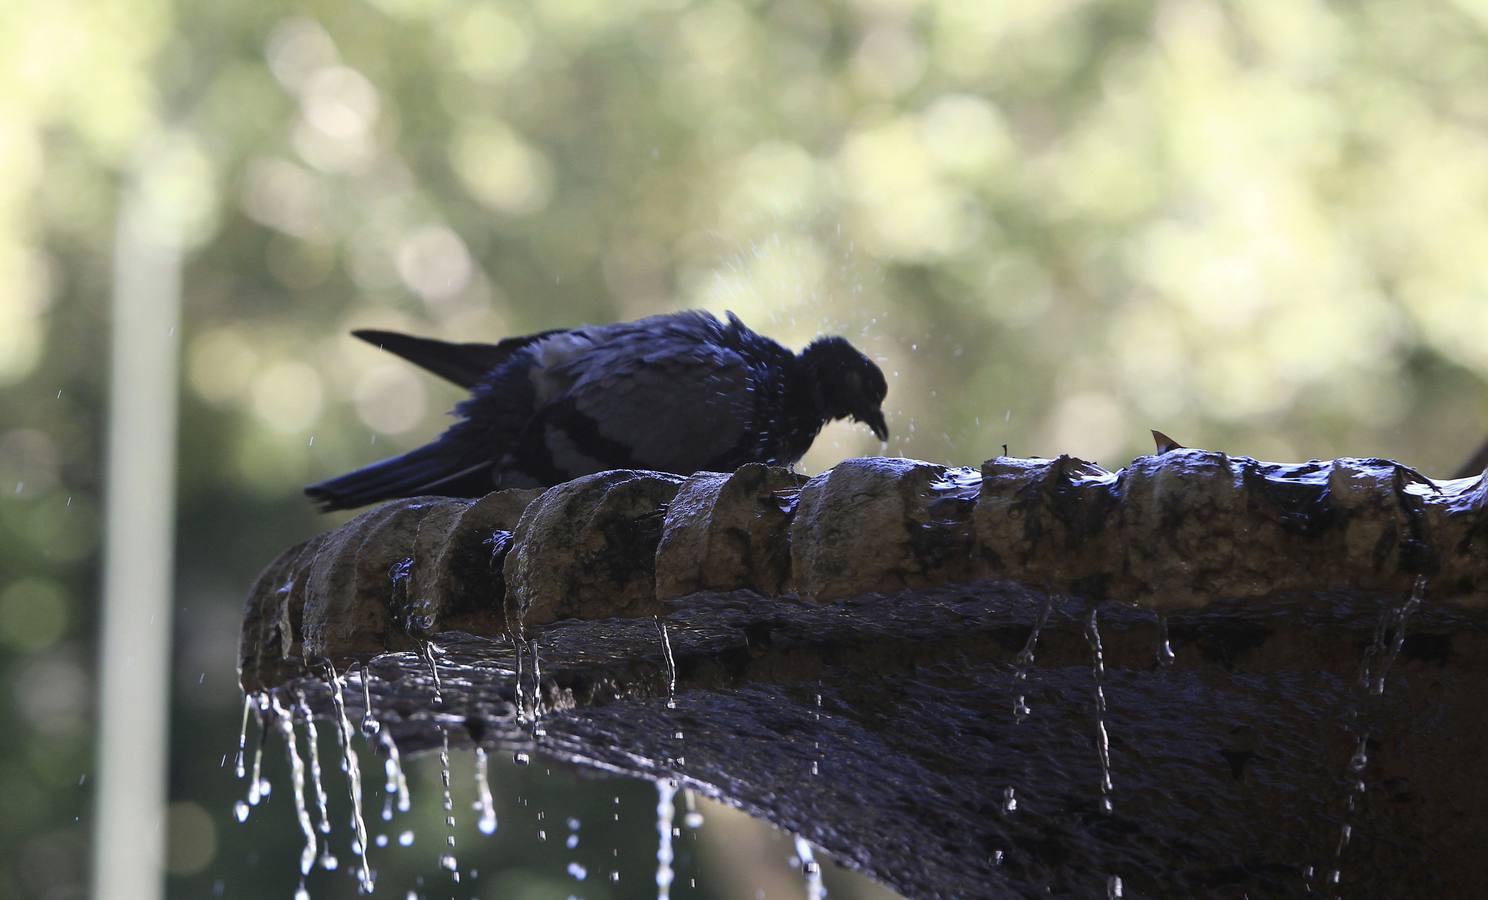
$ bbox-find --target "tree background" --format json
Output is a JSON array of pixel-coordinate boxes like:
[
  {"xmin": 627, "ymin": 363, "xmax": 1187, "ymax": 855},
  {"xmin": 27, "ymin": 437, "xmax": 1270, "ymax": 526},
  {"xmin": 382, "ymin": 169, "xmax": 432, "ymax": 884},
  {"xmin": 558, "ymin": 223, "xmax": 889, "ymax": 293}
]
[{"xmin": 3, "ymin": 0, "xmax": 1488, "ymax": 897}]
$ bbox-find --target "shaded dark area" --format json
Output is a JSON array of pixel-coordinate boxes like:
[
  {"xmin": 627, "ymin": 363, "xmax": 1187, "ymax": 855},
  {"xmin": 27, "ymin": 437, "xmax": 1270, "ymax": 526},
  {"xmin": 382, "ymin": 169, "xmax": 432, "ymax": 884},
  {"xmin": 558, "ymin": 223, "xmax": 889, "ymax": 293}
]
[{"xmin": 266, "ymin": 582, "xmax": 1488, "ymax": 898}]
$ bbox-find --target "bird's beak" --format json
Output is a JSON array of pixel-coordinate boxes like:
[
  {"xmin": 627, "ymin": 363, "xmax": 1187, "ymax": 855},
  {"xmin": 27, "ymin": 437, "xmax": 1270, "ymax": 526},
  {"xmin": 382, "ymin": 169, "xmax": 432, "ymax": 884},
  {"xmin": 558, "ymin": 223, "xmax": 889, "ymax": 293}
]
[{"xmin": 860, "ymin": 409, "xmax": 889, "ymax": 442}]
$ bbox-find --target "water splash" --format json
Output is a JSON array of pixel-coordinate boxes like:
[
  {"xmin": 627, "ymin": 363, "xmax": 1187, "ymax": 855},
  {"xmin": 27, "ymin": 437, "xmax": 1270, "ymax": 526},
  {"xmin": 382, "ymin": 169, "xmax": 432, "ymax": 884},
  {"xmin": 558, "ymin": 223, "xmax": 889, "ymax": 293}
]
[
  {"xmin": 655, "ymin": 779, "xmax": 676, "ymax": 900},
  {"xmin": 1325, "ymin": 576, "xmax": 1425, "ymax": 891},
  {"xmin": 270, "ymin": 695, "xmax": 318, "ymax": 878},
  {"xmin": 438, "ymin": 729, "xmax": 459, "ymax": 882},
  {"xmin": 474, "ymin": 747, "xmax": 498, "ymax": 836},
  {"xmin": 1013, "ymin": 592, "xmax": 1054, "ymax": 722},
  {"xmin": 326, "ymin": 661, "xmax": 375, "ymax": 894},
  {"xmin": 795, "ymin": 836, "xmax": 825, "ymax": 900},
  {"xmin": 1086, "ymin": 607, "xmax": 1114, "ymax": 815}
]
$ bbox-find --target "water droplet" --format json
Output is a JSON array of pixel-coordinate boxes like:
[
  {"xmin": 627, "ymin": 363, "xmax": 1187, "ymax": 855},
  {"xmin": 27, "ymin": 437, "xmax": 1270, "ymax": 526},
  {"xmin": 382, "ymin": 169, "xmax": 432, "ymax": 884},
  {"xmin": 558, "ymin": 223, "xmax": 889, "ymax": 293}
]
[
  {"xmin": 326, "ymin": 662, "xmax": 375, "ymax": 893},
  {"xmin": 1087, "ymin": 606, "xmax": 1115, "ymax": 815},
  {"xmin": 233, "ymin": 800, "xmax": 249, "ymax": 823},
  {"xmin": 1156, "ymin": 615, "xmax": 1175, "ymax": 667},
  {"xmin": 398, "ymin": 830, "xmax": 414, "ymax": 847},
  {"xmin": 655, "ymin": 780, "xmax": 676, "ymax": 899},
  {"xmin": 270, "ymin": 694, "xmax": 318, "ymax": 877},
  {"xmin": 474, "ymin": 747, "xmax": 498, "ymax": 835},
  {"xmin": 513, "ymin": 752, "xmax": 530, "ymax": 766},
  {"xmin": 795, "ymin": 836, "xmax": 825, "ymax": 900}
]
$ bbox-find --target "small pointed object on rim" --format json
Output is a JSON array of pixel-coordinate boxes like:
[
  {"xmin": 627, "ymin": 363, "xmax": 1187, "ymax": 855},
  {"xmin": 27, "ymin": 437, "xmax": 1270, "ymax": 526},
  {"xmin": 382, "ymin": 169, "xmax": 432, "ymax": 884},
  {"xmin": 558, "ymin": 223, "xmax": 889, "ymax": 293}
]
[{"xmin": 1151, "ymin": 430, "xmax": 1185, "ymax": 454}]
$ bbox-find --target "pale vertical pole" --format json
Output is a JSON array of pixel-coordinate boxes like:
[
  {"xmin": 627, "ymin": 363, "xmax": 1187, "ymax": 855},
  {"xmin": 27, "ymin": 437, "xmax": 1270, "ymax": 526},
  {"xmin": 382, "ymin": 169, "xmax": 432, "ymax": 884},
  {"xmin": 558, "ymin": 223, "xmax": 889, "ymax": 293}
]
[{"xmin": 92, "ymin": 155, "xmax": 183, "ymax": 900}]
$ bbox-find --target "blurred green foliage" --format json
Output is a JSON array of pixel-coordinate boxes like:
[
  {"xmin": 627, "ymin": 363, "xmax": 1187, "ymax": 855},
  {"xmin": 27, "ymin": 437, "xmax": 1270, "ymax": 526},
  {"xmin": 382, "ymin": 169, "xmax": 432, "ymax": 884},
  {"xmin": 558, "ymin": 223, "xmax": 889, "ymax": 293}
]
[{"xmin": 3, "ymin": 0, "xmax": 1488, "ymax": 896}]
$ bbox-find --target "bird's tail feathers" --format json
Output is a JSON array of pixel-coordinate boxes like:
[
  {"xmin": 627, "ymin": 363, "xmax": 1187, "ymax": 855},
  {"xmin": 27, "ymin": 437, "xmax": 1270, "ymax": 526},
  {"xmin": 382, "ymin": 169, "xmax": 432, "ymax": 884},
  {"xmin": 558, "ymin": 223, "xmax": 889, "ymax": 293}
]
[{"xmin": 304, "ymin": 442, "xmax": 491, "ymax": 512}]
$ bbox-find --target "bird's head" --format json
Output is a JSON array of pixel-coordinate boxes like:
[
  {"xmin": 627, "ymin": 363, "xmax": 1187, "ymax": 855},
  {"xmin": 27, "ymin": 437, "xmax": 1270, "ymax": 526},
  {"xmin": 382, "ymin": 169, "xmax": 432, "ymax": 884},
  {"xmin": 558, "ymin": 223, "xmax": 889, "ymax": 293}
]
[{"xmin": 800, "ymin": 336, "xmax": 889, "ymax": 441}]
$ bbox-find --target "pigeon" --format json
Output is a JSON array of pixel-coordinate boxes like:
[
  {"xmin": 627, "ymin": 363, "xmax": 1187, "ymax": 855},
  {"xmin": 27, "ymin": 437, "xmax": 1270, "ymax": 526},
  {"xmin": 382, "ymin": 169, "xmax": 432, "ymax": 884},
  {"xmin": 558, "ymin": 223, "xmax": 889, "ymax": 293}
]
[{"xmin": 305, "ymin": 310, "xmax": 889, "ymax": 511}]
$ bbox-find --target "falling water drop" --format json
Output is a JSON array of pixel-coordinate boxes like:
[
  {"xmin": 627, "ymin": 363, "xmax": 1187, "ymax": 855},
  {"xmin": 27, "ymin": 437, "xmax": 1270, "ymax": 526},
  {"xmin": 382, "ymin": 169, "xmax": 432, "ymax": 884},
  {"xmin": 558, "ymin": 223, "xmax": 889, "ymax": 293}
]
[
  {"xmin": 243, "ymin": 695, "xmax": 271, "ymax": 812},
  {"xmin": 655, "ymin": 780, "xmax": 676, "ymax": 899},
  {"xmin": 295, "ymin": 694, "xmax": 334, "ymax": 849},
  {"xmin": 474, "ymin": 747, "xmax": 498, "ymax": 836},
  {"xmin": 233, "ymin": 800, "xmax": 249, "ymax": 823},
  {"xmin": 1374, "ymin": 576, "xmax": 1424, "ymax": 696},
  {"xmin": 1156, "ymin": 615, "xmax": 1175, "ymax": 668},
  {"xmin": 1003, "ymin": 786, "xmax": 1017, "ymax": 813},
  {"xmin": 795, "ymin": 836, "xmax": 825, "ymax": 900},
  {"xmin": 234, "ymin": 694, "xmax": 252, "ymax": 779},
  {"xmin": 513, "ymin": 751, "xmax": 530, "ymax": 766},
  {"xmin": 527, "ymin": 638, "xmax": 545, "ymax": 731},
  {"xmin": 270, "ymin": 695, "xmax": 318, "ymax": 878},
  {"xmin": 567, "ymin": 861, "xmax": 588, "ymax": 881},
  {"xmin": 377, "ymin": 728, "xmax": 411, "ymax": 821},
  {"xmin": 420, "ymin": 641, "xmax": 444, "ymax": 707},
  {"xmin": 1327, "ymin": 577, "xmax": 1425, "ymax": 889},
  {"xmin": 360, "ymin": 670, "xmax": 380, "ymax": 738},
  {"xmin": 656, "ymin": 617, "xmax": 677, "ymax": 709},
  {"xmin": 1086, "ymin": 607, "xmax": 1115, "ymax": 815},
  {"xmin": 512, "ymin": 636, "xmax": 526, "ymax": 724},
  {"xmin": 438, "ymin": 730, "xmax": 459, "ymax": 880},
  {"xmin": 326, "ymin": 661, "xmax": 375, "ymax": 894},
  {"xmin": 682, "ymin": 790, "xmax": 703, "ymax": 829},
  {"xmin": 1107, "ymin": 874, "xmax": 1124, "ymax": 898},
  {"xmin": 1013, "ymin": 593, "xmax": 1054, "ymax": 723}
]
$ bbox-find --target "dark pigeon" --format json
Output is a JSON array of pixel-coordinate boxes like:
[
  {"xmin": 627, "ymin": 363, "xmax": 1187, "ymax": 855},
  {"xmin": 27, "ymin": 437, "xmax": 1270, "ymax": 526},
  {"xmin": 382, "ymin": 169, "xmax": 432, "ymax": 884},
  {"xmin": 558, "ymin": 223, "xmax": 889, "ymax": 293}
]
[{"xmin": 305, "ymin": 310, "xmax": 889, "ymax": 511}]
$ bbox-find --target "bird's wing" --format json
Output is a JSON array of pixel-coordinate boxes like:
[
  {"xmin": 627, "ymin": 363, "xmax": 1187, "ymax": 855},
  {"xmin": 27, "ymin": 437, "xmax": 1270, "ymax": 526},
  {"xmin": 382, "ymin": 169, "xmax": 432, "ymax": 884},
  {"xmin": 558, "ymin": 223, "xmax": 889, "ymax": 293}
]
[
  {"xmin": 354, "ymin": 328, "xmax": 565, "ymax": 388},
  {"xmin": 546, "ymin": 316, "xmax": 759, "ymax": 473}
]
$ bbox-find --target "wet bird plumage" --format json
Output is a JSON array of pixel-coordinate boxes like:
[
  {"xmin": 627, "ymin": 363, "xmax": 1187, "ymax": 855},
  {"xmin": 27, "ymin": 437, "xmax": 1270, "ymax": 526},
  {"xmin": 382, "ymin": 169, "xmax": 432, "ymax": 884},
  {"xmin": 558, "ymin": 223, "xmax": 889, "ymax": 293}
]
[{"xmin": 305, "ymin": 310, "xmax": 889, "ymax": 511}]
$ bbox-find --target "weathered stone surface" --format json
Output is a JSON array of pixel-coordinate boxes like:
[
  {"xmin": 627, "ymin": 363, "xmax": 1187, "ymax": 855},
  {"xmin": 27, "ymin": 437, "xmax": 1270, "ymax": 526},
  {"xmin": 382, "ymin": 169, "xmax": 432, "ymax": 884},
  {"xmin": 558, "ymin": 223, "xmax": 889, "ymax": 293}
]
[
  {"xmin": 241, "ymin": 450, "xmax": 1488, "ymax": 897},
  {"xmin": 970, "ymin": 450, "xmax": 1488, "ymax": 608},
  {"xmin": 238, "ymin": 533, "xmax": 327, "ymax": 693},
  {"xmin": 973, "ymin": 454, "xmax": 1118, "ymax": 595},
  {"xmin": 409, "ymin": 487, "xmax": 544, "ymax": 635},
  {"xmin": 654, "ymin": 464, "xmax": 804, "ymax": 600},
  {"xmin": 301, "ymin": 499, "xmax": 446, "ymax": 664},
  {"xmin": 504, "ymin": 470, "xmax": 685, "ymax": 626},
  {"xmin": 246, "ymin": 453, "xmax": 1488, "ymax": 690},
  {"xmin": 790, "ymin": 457, "xmax": 980, "ymax": 601}
]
